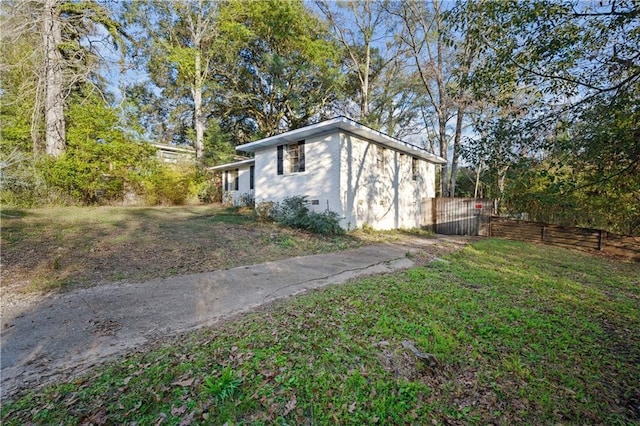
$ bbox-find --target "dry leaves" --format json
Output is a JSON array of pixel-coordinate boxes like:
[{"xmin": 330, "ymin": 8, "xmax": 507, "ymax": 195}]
[{"xmin": 283, "ymin": 396, "xmax": 297, "ymax": 416}]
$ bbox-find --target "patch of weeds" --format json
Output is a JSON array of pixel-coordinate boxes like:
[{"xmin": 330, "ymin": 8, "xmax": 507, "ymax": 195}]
[
  {"xmin": 360, "ymin": 222, "xmax": 375, "ymax": 233},
  {"xmin": 399, "ymin": 227, "xmax": 435, "ymax": 237},
  {"xmin": 202, "ymin": 367, "xmax": 242, "ymax": 402},
  {"xmin": 0, "ymin": 209, "xmax": 28, "ymax": 219},
  {"xmin": 274, "ymin": 235, "xmax": 296, "ymax": 248}
]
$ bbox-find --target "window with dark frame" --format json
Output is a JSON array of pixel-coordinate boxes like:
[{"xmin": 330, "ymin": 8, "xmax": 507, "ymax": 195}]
[
  {"xmin": 277, "ymin": 141, "xmax": 305, "ymax": 175},
  {"xmin": 249, "ymin": 165, "xmax": 255, "ymax": 190}
]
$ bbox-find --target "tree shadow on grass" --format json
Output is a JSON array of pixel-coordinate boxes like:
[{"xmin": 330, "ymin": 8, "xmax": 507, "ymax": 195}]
[{"xmin": 1, "ymin": 204, "xmax": 360, "ymax": 296}]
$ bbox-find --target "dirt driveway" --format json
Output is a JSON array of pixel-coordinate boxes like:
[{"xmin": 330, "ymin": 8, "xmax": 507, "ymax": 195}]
[{"xmin": 0, "ymin": 236, "xmax": 470, "ymax": 398}]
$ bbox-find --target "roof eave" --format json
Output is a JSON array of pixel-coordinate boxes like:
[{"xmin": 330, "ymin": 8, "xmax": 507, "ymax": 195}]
[
  {"xmin": 235, "ymin": 117, "xmax": 447, "ymax": 164},
  {"xmin": 207, "ymin": 158, "xmax": 255, "ymax": 171}
]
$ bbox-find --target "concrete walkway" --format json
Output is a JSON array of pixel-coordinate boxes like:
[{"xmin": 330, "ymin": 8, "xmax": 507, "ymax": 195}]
[{"xmin": 0, "ymin": 236, "xmax": 468, "ymax": 398}]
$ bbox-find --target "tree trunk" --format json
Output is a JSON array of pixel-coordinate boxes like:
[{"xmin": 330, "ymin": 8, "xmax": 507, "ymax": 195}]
[
  {"xmin": 433, "ymin": 0, "xmax": 449, "ymax": 197},
  {"xmin": 496, "ymin": 164, "xmax": 509, "ymax": 215},
  {"xmin": 438, "ymin": 118, "xmax": 448, "ymax": 197},
  {"xmin": 42, "ymin": 0, "xmax": 66, "ymax": 157},
  {"xmin": 193, "ymin": 48, "xmax": 205, "ymax": 160},
  {"xmin": 449, "ymin": 106, "xmax": 464, "ymax": 197},
  {"xmin": 474, "ymin": 162, "xmax": 482, "ymax": 198},
  {"xmin": 362, "ymin": 39, "xmax": 370, "ymax": 118}
]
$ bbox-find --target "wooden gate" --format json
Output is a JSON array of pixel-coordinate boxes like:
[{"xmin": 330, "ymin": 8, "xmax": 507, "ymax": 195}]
[{"xmin": 425, "ymin": 198, "xmax": 493, "ymax": 236}]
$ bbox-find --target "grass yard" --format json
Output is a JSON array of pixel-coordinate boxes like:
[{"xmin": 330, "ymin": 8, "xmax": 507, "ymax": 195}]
[
  {"xmin": 3, "ymin": 239, "xmax": 639, "ymax": 424},
  {"xmin": 0, "ymin": 205, "xmax": 361, "ymax": 294}
]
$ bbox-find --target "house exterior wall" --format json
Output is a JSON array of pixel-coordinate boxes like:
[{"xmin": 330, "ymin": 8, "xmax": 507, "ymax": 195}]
[
  {"xmin": 221, "ymin": 164, "xmax": 254, "ymax": 206},
  {"xmin": 254, "ymin": 132, "xmax": 343, "ymax": 214},
  {"xmin": 339, "ymin": 132, "xmax": 435, "ymax": 230},
  {"xmin": 251, "ymin": 129, "xmax": 436, "ymax": 230}
]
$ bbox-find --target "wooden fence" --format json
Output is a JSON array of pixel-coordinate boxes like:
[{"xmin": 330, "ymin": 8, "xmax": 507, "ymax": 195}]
[
  {"xmin": 424, "ymin": 198, "xmax": 493, "ymax": 236},
  {"xmin": 490, "ymin": 216, "xmax": 640, "ymax": 261}
]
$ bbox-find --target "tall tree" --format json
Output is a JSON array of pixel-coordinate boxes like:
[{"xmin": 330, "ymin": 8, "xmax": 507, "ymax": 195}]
[
  {"xmin": 1, "ymin": 0, "xmax": 124, "ymax": 157},
  {"xmin": 216, "ymin": 0, "xmax": 340, "ymax": 140},
  {"xmin": 451, "ymin": 0, "xmax": 640, "ymax": 233},
  {"xmin": 315, "ymin": 0, "xmax": 420, "ymax": 137},
  {"xmin": 316, "ymin": 0, "xmax": 390, "ymax": 121},
  {"xmin": 393, "ymin": 0, "xmax": 458, "ymax": 196},
  {"xmin": 42, "ymin": 0, "xmax": 66, "ymax": 157},
  {"xmin": 124, "ymin": 0, "xmax": 220, "ymax": 160}
]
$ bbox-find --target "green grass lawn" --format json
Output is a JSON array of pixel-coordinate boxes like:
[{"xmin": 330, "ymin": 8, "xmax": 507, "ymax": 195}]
[{"xmin": 3, "ymin": 239, "xmax": 639, "ymax": 424}]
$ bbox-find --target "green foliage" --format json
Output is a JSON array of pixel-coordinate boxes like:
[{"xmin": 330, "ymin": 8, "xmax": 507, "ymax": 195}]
[
  {"xmin": 202, "ymin": 121, "xmax": 236, "ymax": 167},
  {"xmin": 269, "ymin": 195, "xmax": 309, "ymax": 226},
  {"xmin": 216, "ymin": 0, "xmax": 341, "ymax": 139},
  {"xmin": 269, "ymin": 196, "xmax": 344, "ymax": 236},
  {"xmin": 142, "ymin": 163, "xmax": 199, "ymax": 206},
  {"xmin": 449, "ymin": 0, "xmax": 639, "ymax": 234},
  {"xmin": 0, "ymin": 150, "xmax": 67, "ymax": 207},
  {"xmin": 202, "ymin": 367, "xmax": 242, "ymax": 402},
  {"xmin": 122, "ymin": 0, "xmax": 221, "ymax": 149},
  {"xmin": 38, "ymin": 97, "xmax": 158, "ymax": 204},
  {"xmin": 0, "ymin": 91, "xmax": 206, "ymax": 207},
  {"xmin": 361, "ymin": 222, "xmax": 375, "ymax": 233},
  {"xmin": 0, "ymin": 8, "xmax": 42, "ymax": 153},
  {"xmin": 305, "ymin": 210, "xmax": 344, "ymax": 236},
  {"xmin": 255, "ymin": 201, "xmax": 276, "ymax": 222},
  {"xmin": 195, "ymin": 180, "xmax": 220, "ymax": 204}
]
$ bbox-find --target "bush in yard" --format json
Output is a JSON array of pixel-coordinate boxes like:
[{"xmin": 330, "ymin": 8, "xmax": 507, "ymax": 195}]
[
  {"xmin": 255, "ymin": 201, "xmax": 275, "ymax": 222},
  {"xmin": 237, "ymin": 192, "xmax": 255, "ymax": 208},
  {"xmin": 196, "ymin": 179, "xmax": 221, "ymax": 203},
  {"xmin": 0, "ymin": 150, "xmax": 70, "ymax": 206},
  {"xmin": 270, "ymin": 196, "xmax": 344, "ymax": 236},
  {"xmin": 270, "ymin": 195, "xmax": 309, "ymax": 227},
  {"xmin": 305, "ymin": 210, "xmax": 344, "ymax": 236},
  {"xmin": 142, "ymin": 163, "xmax": 198, "ymax": 205}
]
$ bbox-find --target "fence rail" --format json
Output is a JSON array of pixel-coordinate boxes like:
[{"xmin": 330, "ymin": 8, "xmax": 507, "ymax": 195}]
[{"xmin": 490, "ymin": 217, "xmax": 640, "ymax": 261}]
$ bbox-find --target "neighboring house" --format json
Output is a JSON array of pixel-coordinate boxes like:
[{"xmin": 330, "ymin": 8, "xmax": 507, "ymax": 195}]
[
  {"xmin": 152, "ymin": 143, "xmax": 196, "ymax": 163},
  {"xmin": 210, "ymin": 117, "xmax": 446, "ymax": 230}
]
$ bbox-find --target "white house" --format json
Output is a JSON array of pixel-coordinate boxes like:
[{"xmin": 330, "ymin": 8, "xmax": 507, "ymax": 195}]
[{"xmin": 209, "ymin": 117, "xmax": 446, "ymax": 230}]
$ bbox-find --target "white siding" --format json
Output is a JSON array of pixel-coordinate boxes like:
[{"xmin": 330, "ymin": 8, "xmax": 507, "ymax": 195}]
[
  {"xmin": 221, "ymin": 164, "xmax": 254, "ymax": 206},
  {"xmin": 254, "ymin": 133, "xmax": 344, "ymax": 215},
  {"xmin": 250, "ymin": 129, "xmax": 437, "ymax": 230},
  {"xmin": 339, "ymin": 132, "xmax": 435, "ymax": 230}
]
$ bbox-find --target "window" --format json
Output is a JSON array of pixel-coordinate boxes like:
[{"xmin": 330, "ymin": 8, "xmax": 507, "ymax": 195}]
[
  {"xmin": 225, "ymin": 169, "xmax": 238, "ymax": 191},
  {"xmin": 287, "ymin": 144, "xmax": 300, "ymax": 173},
  {"xmin": 277, "ymin": 141, "xmax": 305, "ymax": 175},
  {"xmin": 249, "ymin": 165, "xmax": 255, "ymax": 190},
  {"xmin": 376, "ymin": 145, "xmax": 386, "ymax": 170},
  {"xmin": 412, "ymin": 157, "xmax": 419, "ymax": 181},
  {"xmin": 234, "ymin": 168, "xmax": 239, "ymax": 190}
]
